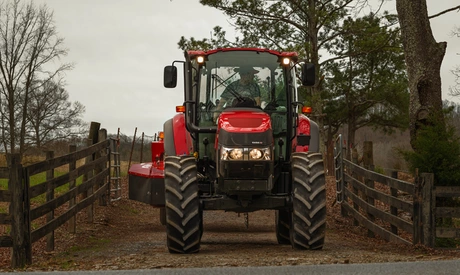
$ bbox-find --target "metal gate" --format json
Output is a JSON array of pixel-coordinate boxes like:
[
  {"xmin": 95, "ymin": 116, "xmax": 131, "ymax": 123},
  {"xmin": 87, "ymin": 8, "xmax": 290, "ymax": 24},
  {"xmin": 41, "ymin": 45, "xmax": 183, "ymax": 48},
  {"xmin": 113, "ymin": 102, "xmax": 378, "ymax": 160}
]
[{"xmin": 334, "ymin": 134, "xmax": 344, "ymax": 203}]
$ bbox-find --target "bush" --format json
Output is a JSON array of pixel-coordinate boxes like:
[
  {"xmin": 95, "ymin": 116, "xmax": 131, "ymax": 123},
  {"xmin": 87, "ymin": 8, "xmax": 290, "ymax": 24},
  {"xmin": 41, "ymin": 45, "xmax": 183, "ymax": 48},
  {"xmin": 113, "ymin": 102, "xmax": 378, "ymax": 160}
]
[{"xmin": 400, "ymin": 116, "xmax": 460, "ymax": 186}]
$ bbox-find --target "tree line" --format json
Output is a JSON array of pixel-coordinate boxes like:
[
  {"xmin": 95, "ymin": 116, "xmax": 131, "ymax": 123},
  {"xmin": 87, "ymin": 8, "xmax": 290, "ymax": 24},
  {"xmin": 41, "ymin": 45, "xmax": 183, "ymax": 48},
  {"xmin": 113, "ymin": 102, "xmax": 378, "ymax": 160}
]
[
  {"xmin": 0, "ymin": 0, "xmax": 85, "ymax": 159},
  {"xmin": 179, "ymin": 0, "xmax": 460, "ymax": 183}
]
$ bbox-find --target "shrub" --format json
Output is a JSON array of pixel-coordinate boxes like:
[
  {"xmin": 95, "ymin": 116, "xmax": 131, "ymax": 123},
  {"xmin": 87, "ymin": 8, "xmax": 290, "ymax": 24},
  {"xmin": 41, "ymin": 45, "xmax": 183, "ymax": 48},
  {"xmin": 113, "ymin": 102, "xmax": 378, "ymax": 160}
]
[{"xmin": 400, "ymin": 116, "xmax": 460, "ymax": 186}]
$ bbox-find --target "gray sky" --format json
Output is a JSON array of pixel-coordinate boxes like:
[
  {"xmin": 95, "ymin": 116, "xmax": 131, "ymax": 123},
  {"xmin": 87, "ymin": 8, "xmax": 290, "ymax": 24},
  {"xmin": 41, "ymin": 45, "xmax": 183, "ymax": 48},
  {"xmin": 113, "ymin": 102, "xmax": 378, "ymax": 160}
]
[{"xmin": 32, "ymin": 0, "xmax": 460, "ymax": 136}]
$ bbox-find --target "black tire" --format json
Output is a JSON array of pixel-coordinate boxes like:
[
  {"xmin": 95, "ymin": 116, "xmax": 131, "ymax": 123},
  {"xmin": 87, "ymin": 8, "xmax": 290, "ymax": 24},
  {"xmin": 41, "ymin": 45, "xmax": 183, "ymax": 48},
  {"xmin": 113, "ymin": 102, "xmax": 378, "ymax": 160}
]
[
  {"xmin": 290, "ymin": 152, "xmax": 326, "ymax": 250},
  {"xmin": 165, "ymin": 155, "xmax": 202, "ymax": 253},
  {"xmin": 275, "ymin": 209, "xmax": 291, "ymax": 244}
]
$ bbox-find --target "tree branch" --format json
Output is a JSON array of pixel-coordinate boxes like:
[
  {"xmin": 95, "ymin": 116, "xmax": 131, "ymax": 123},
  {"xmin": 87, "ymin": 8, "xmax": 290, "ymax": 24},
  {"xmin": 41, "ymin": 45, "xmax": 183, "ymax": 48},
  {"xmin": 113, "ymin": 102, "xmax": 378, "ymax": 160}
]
[{"xmin": 428, "ymin": 5, "xmax": 460, "ymax": 19}]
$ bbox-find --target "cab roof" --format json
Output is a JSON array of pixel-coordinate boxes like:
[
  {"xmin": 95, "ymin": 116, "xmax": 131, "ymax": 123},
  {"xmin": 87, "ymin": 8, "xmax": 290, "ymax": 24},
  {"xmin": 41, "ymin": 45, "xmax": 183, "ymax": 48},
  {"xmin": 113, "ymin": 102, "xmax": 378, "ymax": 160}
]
[{"xmin": 187, "ymin": 47, "xmax": 299, "ymax": 62}]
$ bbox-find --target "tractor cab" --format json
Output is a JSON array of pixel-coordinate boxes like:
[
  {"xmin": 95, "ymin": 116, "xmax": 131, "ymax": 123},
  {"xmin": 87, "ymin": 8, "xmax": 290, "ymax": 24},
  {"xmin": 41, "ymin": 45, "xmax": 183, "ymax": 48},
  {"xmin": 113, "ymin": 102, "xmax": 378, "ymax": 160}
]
[{"xmin": 164, "ymin": 48, "xmax": 317, "ymax": 165}]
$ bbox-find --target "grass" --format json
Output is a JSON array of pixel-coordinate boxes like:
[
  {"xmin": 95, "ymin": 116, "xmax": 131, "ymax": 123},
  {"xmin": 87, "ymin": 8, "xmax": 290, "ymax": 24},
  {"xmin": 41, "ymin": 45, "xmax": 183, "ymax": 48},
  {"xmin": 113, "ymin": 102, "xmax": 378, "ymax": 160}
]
[
  {"xmin": 1, "ymin": 171, "xmax": 84, "ymax": 205},
  {"xmin": 29, "ymin": 171, "xmax": 84, "ymax": 205},
  {"xmin": 0, "ymin": 179, "xmax": 6, "ymax": 191}
]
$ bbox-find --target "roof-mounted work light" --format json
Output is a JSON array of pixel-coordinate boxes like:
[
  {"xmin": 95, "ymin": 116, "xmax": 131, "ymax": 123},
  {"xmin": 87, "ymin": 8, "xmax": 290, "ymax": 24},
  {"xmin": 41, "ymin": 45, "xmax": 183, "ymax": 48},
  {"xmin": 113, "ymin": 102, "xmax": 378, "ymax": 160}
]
[
  {"xmin": 282, "ymin": 57, "xmax": 290, "ymax": 65},
  {"xmin": 197, "ymin": 56, "xmax": 205, "ymax": 64}
]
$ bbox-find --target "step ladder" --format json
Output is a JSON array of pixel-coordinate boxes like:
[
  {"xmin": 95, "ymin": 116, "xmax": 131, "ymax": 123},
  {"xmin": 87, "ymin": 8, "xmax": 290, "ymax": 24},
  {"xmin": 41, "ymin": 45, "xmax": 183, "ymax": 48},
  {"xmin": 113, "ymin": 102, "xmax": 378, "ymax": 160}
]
[{"xmin": 109, "ymin": 137, "xmax": 122, "ymax": 202}]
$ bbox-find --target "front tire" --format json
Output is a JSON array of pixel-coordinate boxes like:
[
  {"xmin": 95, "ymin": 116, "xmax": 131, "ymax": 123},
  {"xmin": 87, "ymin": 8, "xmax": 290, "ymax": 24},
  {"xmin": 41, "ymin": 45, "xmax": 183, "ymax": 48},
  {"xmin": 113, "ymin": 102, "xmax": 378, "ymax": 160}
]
[
  {"xmin": 164, "ymin": 156, "xmax": 202, "ymax": 253},
  {"xmin": 290, "ymin": 152, "xmax": 326, "ymax": 250},
  {"xmin": 275, "ymin": 210, "xmax": 291, "ymax": 244}
]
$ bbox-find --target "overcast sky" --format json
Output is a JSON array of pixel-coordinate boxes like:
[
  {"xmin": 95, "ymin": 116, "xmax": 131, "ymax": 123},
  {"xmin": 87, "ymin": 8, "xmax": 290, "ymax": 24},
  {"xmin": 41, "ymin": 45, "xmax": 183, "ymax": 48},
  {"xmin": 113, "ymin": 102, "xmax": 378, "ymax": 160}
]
[{"xmin": 31, "ymin": 0, "xmax": 460, "ymax": 136}]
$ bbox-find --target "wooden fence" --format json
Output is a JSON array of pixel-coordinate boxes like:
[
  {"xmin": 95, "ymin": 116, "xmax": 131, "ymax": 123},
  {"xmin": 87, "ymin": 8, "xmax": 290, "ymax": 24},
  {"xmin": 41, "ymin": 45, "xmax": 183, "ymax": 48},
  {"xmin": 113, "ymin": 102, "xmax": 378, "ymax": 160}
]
[
  {"xmin": 416, "ymin": 176, "xmax": 460, "ymax": 247},
  {"xmin": 0, "ymin": 167, "xmax": 12, "ymax": 248},
  {"xmin": 334, "ymin": 136, "xmax": 460, "ymax": 247},
  {"xmin": 0, "ymin": 129, "xmax": 115, "ymax": 268}
]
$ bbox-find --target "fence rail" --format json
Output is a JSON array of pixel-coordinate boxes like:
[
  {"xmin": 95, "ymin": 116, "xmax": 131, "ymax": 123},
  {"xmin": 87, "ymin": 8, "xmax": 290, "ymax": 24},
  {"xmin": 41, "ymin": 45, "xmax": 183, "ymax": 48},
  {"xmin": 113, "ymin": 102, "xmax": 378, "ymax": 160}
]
[
  {"xmin": 340, "ymin": 158, "xmax": 414, "ymax": 245},
  {"xmin": 334, "ymin": 135, "xmax": 460, "ymax": 248},
  {"xmin": 0, "ymin": 124, "xmax": 116, "ymax": 268}
]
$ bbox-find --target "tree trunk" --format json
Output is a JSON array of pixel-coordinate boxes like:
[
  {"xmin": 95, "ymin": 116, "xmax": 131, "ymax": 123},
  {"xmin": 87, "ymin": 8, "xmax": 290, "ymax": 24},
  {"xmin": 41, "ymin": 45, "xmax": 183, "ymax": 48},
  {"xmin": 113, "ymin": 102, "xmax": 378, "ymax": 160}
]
[
  {"xmin": 396, "ymin": 0, "xmax": 446, "ymax": 149},
  {"xmin": 307, "ymin": 0, "xmax": 323, "ymax": 133}
]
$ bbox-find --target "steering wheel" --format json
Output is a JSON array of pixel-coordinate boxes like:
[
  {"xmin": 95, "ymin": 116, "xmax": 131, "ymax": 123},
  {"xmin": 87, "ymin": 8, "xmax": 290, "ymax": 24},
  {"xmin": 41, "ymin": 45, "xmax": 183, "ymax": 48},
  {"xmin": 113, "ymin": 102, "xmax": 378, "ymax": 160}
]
[{"xmin": 232, "ymin": 97, "xmax": 257, "ymax": 107}]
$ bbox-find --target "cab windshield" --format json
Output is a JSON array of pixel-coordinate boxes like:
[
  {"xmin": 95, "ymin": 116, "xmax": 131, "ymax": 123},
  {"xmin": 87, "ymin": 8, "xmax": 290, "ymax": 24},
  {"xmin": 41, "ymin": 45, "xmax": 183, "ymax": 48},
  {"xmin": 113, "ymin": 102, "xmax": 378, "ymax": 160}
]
[{"xmin": 193, "ymin": 51, "xmax": 295, "ymax": 125}]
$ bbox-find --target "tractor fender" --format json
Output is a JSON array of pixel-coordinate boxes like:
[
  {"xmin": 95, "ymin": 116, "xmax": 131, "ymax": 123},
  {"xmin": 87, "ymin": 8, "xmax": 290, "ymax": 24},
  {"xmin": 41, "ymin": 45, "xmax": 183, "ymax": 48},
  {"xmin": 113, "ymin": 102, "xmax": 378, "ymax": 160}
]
[
  {"xmin": 163, "ymin": 114, "xmax": 193, "ymax": 156},
  {"xmin": 308, "ymin": 120, "xmax": 320, "ymax": 152},
  {"xmin": 294, "ymin": 115, "xmax": 320, "ymax": 153}
]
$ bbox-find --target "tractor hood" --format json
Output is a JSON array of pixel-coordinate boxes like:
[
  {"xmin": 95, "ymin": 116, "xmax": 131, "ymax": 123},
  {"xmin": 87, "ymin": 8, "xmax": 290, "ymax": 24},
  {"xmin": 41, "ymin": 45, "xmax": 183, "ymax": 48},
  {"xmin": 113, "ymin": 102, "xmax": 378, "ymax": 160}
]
[
  {"xmin": 217, "ymin": 108, "xmax": 271, "ymax": 133},
  {"xmin": 216, "ymin": 108, "xmax": 273, "ymax": 147}
]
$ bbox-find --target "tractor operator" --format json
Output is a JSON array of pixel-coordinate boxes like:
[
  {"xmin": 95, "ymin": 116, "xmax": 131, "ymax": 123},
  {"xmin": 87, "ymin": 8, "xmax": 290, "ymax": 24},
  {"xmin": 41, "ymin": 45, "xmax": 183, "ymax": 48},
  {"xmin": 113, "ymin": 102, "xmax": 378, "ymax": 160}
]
[{"xmin": 213, "ymin": 66, "xmax": 261, "ymax": 122}]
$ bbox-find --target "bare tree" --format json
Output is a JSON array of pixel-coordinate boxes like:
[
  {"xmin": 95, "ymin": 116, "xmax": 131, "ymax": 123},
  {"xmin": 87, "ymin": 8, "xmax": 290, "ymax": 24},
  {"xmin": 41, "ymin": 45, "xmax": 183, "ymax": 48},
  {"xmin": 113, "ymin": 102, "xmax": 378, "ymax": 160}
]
[
  {"xmin": 0, "ymin": 0, "xmax": 72, "ymax": 157},
  {"xmin": 26, "ymin": 80, "xmax": 85, "ymax": 150},
  {"xmin": 449, "ymin": 26, "xmax": 460, "ymax": 97},
  {"xmin": 450, "ymin": 65, "xmax": 460, "ymax": 97}
]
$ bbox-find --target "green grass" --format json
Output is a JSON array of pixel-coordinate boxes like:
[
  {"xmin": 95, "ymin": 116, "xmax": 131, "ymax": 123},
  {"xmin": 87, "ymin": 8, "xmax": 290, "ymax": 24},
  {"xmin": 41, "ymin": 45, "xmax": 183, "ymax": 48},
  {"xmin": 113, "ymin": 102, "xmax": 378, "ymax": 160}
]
[
  {"xmin": 374, "ymin": 165, "xmax": 386, "ymax": 175},
  {"xmin": 0, "ymin": 179, "xmax": 7, "ymax": 190},
  {"xmin": 30, "ymin": 171, "xmax": 84, "ymax": 204},
  {"xmin": 1, "ymin": 170, "xmax": 84, "ymax": 204}
]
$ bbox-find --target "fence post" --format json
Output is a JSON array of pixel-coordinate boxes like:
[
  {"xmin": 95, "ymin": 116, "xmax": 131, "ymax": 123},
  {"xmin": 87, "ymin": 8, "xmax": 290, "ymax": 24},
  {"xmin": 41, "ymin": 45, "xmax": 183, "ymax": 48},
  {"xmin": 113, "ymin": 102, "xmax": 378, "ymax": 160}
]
[
  {"xmin": 85, "ymin": 121, "xmax": 100, "ymax": 223},
  {"xmin": 45, "ymin": 151, "xmax": 55, "ymax": 252},
  {"xmin": 351, "ymin": 147, "xmax": 359, "ymax": 226},
  {"xmin": 98, "ymin": 129, "xmax": 108, "ymax": 206},
  {"xmin": 84, "ymin": 138, "xmax": 94, "ymax": 223},
  {"xmin": 421, "ymin": 173, "xmax": 435, "ymax": 247},
  {"xmin": 68, "ymin": 145, "xmax": 77, "ymax": 234},
  {"xmin": 413, "ymin": 172, "xmax": 422, "ymax": 244},
  {"xmin": 23, "ymin": 168, "xmax": 31, "ymax": 265},
  {"xmin": 7, "ymin": 153, "xmax": 26, "ymax": 268},
  {"xmin": 128, "ymin": 127, "xmax": 137, "ymax": 173},
  {"xmin": 363, "ymin": 141, "xmax": 375, "ymax": 238},
  {"xmin": 140, "ymin": 132, "xmax": 145, "ymax": 163},
  {"xmin": 390, "ymin": 171, "xmax": 399, "ymax": 235}
]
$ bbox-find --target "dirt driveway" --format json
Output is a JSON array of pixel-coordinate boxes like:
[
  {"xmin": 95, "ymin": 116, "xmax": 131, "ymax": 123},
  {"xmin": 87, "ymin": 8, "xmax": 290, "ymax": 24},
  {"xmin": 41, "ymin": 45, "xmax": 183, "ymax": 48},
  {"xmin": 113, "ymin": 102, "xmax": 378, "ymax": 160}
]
[{"xmin": 1, "ymin": 177, "xmax": 459, "ymax": 271}]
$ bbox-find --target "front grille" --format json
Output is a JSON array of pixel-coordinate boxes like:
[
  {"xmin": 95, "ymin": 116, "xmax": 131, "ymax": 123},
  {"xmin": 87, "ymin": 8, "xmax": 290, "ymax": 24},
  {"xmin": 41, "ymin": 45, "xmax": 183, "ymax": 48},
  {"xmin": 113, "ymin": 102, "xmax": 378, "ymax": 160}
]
[
  {"xmin": 219, "ymin": 130, "xmax": 273, "ymax": 147},
  {"xmin": 220, "ymin": 161, "xmax": 272, "ymax": 179}
]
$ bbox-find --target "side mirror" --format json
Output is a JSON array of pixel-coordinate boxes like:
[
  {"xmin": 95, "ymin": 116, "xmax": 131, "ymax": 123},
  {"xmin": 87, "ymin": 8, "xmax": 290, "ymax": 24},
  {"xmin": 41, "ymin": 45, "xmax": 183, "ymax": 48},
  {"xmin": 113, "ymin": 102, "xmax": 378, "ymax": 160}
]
[
  {"xmin": 164, "ymin": 65, "xmax": 177, "ymax": 88},
  {"xmin": 301, "ymin": 63, "xmax": 315, "ymax": 86}
]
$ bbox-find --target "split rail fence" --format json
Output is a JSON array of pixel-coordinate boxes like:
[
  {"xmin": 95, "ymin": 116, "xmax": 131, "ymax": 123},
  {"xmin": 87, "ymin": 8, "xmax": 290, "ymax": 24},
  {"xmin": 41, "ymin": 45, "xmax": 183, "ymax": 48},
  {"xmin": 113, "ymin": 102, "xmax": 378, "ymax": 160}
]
[
  {"xmin": 334, "ymin": 135, "xmax": 460, "ymax": 247},
  {"xmin": 0, "ymin": 126, "xmax": 119, "ymax": 268}
]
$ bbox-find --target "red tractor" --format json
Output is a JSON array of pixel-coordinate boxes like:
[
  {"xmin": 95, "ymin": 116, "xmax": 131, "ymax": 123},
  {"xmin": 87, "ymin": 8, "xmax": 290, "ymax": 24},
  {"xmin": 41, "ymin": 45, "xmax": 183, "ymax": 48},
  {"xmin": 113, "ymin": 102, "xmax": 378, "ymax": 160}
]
[{"xmin": 129, "ymin": 47, "xmax": 326, "ymax": 254}]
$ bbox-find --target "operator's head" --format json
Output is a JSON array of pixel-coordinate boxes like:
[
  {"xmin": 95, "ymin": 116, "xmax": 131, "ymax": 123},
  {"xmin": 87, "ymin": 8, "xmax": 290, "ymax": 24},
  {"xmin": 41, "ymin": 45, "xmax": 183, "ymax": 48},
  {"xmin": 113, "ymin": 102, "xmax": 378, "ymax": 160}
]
[{"xmin": 236, "ymin": 67, "xmax": 259, "ymax": 84}]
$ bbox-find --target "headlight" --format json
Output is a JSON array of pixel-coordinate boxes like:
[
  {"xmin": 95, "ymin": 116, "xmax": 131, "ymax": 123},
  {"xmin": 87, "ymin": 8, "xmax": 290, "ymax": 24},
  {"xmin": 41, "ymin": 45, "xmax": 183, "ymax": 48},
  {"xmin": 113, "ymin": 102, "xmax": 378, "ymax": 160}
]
[
  {"xmin": 249, "ymin": 149, "xmax": 262, "ymax": 159},
  {"xmin": 221, "ymin": 146, "xmax": 271, "ymax": 160},
  {"xmin": 221, "ymin": 147, "xmax": 244, "ymax": 160},
  {"xmin": 229, "ymin": 149, "xmax": 243, "ymax": 160},
  {"xmin": 249, "ymin": 148, "xmax": 271, "ymax": 160}
]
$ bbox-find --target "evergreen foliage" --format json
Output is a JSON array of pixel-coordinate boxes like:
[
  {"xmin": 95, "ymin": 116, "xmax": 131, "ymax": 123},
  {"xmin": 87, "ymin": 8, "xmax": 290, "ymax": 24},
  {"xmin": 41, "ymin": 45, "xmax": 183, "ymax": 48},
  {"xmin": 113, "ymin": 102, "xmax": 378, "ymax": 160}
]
[{"xmin": 400, "ymin": 111, "xmax": 460, "ymax": 186}]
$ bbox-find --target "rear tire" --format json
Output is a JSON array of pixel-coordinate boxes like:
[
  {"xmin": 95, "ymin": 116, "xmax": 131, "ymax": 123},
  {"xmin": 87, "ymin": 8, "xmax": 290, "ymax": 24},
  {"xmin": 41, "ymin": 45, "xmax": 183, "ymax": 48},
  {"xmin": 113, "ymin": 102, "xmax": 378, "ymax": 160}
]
[
  {"xmin": 290, "ymin": 152, "xmax": 326, "ymax": 250},
  {"xmin": 275, "ymin": 210, "xmax": 291, "ymax": 244},
  {"xmin": 165, "ymin": 156, "xmax": 202, "ymax": 253}
]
